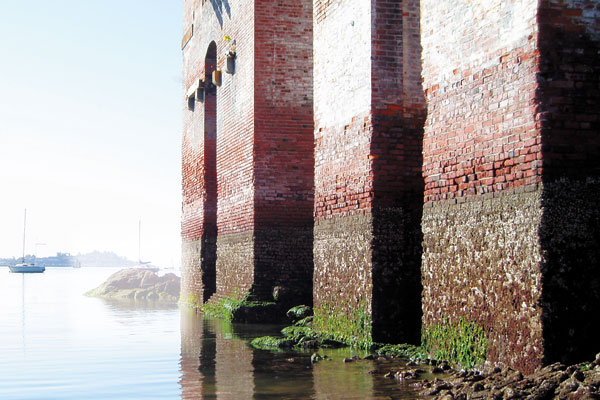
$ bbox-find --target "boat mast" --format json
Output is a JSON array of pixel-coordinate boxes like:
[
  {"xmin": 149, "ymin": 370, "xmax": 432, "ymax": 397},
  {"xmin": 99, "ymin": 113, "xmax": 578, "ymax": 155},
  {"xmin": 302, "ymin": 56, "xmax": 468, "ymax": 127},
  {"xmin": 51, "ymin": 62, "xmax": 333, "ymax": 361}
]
[
  {"xmin": 138, "ymin": 219, "xmax": 141, "ymax": 264},
  {"xmin": 22, "ymin": 209, "xmax": 27, "ymax": 262}
]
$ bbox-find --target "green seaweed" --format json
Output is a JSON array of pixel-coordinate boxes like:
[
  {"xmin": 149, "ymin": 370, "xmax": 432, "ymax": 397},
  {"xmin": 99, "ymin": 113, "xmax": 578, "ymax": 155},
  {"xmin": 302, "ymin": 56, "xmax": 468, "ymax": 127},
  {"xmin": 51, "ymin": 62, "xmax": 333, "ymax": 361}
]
[
  {"xmin": 286, "ymin": 305, "xmax": 312, "ymax": 322},
  {"xmin": 250, "ymin": 306, "xmax": 345, "ymax": 351},
  {"xmin": 250, "ymin": 336, "xmax": 294, "ymax": 349},
  {"xmin": 375, "ymin": 343, "xmax": 428, "ymax": 361},
  {"xmin": 182, "ymin": 292, "xmax": 202, "ymax": 308},
  {"xmin": 281, "ymin": 325, "xmax": 316, "ymax": 341},
  {"xmin": 294, "ymin": 316, "xmax": 314, "ymax": 327},
  {"xmin": 313, "ymin": 301, "xmax": 373, "ymax": 349},
  {"xmin": 421, "ymin": 317, "xmax": 487, "ymax": 369},
  {"xmin": 199, "ymin": 293, "xmax": 281, "ymax": 323}
]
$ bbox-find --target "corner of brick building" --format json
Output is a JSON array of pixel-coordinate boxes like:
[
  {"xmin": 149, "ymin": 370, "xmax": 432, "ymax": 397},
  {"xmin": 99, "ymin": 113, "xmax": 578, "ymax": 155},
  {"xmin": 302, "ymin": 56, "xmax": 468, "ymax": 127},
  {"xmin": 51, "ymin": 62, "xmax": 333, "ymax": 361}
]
[{"xmin": 181, "ymin": 0, "xmax": 315, "ymax": 307}]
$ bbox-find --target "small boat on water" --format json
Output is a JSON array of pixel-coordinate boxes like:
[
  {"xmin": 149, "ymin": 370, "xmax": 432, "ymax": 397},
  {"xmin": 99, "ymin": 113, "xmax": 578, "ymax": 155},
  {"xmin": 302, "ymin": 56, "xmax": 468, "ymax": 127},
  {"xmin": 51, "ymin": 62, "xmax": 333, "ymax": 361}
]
[
  {"xmin": 9, "ymin": 209, "xmax": 45, "ymax": 274},
  {"xmin": 9, "ymin": 263, "xmax": 45, "ymax": 273}
]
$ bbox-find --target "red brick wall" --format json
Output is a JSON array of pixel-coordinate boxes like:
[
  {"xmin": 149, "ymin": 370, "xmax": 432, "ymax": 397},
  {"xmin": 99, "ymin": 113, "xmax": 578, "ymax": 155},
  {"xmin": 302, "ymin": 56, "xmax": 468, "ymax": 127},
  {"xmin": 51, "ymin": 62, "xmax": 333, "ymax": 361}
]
[
  {"xmin": 254, "ymin": 0, "xmax": 314, "ymax": 228},
  {"xmin": 183, "ymin": 0, "xmax": 314, "ymax": 304},
  {"xmin": 181, "ymin": 0, "xmax": 600, "ymax": 372},
  {"xmin": 420, "ymin": 0, "xmax": 545, "ymax": 372},
  {"xmin": 313, "ymin": 0, "xmax": 425, "ymax": 344},
  {"xmin": 421, "ymin": 0, "xmax": 541, "ymax": 203},
  {"xmin": 312, "ymin": 0, "xmax": 375, "ymax": 333},
  {"xmin": 537, "ymin": 0, "xmax": 600, "ymax": 180},
  {"xmin": 252, "ymin": 0, "xmax": 314, "ymax": 303},
  {"xmin": 313, "ymin": 0, "xmax": 374, "ymax": 221},
  {"xmin": 182, "ymin": 0, "xmax": 256, "ymax": 302}
]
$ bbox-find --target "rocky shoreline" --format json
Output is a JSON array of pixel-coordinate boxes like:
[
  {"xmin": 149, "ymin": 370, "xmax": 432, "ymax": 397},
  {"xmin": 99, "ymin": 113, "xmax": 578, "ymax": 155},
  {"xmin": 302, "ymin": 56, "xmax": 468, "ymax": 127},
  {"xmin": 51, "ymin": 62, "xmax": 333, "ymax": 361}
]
[
  {"xmin": 250, "ymin": 305, "xmax": 600, "ymax": 399},
  {"xmin": 303, "ymin": 350, "xmax": 600, "ymax": 399},
  {"xmin": 310, "ymin": 351, "xmax": 600, "ymax": 399},
  {"xmin": 412, "ymin": 356, "xmax": 600, "ymax": 399}
]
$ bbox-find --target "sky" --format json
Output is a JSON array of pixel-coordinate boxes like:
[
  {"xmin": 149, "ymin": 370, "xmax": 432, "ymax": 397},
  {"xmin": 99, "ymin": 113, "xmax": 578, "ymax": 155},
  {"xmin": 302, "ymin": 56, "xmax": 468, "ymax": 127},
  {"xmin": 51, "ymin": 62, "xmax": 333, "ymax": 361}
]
[{"xmin": 0, "ymin": 1, "xmax": 183, "ymax": 268}]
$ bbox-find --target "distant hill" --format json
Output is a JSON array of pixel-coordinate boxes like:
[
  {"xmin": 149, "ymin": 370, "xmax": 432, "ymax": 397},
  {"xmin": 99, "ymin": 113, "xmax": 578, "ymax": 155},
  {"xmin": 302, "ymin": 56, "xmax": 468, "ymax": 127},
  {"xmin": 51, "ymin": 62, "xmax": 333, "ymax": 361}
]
[{"xmin": 0, "ymin": 251, "xmax": 137, "ymax": 268}]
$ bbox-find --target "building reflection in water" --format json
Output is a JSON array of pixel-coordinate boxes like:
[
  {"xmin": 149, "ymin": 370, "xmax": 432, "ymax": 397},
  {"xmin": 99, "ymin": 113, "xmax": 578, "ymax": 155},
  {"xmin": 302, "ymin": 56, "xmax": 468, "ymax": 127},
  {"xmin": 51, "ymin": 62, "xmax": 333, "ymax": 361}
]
[
  {"xmin": 180, "ymin": 309, "xmax": 419, "ymax": 399},
  {"xmin": 180, "ymin": 309, "xmax": 253, "ymax": 399}
]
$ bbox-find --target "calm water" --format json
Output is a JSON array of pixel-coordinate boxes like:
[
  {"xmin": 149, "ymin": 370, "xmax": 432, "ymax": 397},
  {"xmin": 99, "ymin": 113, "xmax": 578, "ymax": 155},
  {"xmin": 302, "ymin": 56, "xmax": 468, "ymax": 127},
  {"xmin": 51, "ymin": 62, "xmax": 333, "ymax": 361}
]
[{"xmin": 1, "ymin": 268, "xmax": 424, "ymax": 399}]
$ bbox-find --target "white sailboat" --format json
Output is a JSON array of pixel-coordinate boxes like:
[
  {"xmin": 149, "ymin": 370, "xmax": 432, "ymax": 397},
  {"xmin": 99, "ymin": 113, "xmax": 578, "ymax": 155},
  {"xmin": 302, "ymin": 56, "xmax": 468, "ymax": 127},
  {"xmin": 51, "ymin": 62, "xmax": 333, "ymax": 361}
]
[{"xmin": 9, "ymin": 209, "xmax": 45, "ymax": 273}]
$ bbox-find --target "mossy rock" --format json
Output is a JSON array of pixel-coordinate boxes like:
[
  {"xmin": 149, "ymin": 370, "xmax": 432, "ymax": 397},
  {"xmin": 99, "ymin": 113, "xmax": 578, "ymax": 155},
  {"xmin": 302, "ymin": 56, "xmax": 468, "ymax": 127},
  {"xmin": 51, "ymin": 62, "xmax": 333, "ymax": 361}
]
[
  {"xmin": 250, "ymin": 336, "xmax": 294, "ymax": 349},
  {"xmin": 313, "ymin": 302, "xmax": 372, "ymax": 349},
  {"xmin": 201, "ymin": 296, "xmax": 287, "ymax": 323},
  {"xmin": 286, "ymin": 305, "xmax": 312, "ymax": 323},
  {"xmin": 375, "ymin": 343, "xmax": 427, "ymax": 361},
  {"xmin": 294, "ymin": 316, "xmax": 314, "ymax": 327},
  {"xmin": 281, "ymin": 325, "xmax": 317, "ymax": 342}
]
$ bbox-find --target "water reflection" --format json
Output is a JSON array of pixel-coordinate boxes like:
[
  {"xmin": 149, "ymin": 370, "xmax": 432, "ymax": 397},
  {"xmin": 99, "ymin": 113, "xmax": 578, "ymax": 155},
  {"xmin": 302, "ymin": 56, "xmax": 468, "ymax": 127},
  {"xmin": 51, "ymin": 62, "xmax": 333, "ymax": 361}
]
[
  {"xmin": 179, "ymin": 310, "xmax": 423, "ymax": 399},
  {"xmin": 96, "ymin": 298, "xmax": 179, "ymax": 311},
  {"xmin": 180, "ymin": 310, "xmax": 255, "ymax": 399}
]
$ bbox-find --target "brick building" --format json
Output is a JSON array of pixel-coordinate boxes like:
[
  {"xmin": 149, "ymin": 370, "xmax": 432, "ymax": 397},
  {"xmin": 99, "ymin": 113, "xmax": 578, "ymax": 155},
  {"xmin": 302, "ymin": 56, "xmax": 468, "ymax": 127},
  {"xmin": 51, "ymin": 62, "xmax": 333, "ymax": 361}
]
[{"xmin": 182, "ymin": 0, "xmax": 600, "ymax": 373}]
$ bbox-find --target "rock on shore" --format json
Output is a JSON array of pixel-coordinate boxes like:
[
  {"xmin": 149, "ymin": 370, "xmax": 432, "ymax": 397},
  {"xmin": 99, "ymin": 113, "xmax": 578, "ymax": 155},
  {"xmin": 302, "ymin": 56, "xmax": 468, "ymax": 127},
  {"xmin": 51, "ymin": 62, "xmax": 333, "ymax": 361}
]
[
  {"xmin": 85, "ymin": 268, "xmax": 180, "ymax": 303},
  {"xmin": 416, "ymin": 354, "xmax": 600, "ymax": 399}
]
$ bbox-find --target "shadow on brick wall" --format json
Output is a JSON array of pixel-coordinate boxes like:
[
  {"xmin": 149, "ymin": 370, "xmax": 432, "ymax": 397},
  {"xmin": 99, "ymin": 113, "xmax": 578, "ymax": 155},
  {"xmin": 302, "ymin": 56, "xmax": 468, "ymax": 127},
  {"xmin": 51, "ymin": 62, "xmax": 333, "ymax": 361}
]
[
  {"xmin": 536, "ymin": 4, "xmax": 600, "ymax": 365},
  {"xmin": 202, "ymin": 41, "xmax": 218, "ymax": 302},
  {"xmin": 370, "ymin": 0, "xmax": 425, "ymax": 345}
]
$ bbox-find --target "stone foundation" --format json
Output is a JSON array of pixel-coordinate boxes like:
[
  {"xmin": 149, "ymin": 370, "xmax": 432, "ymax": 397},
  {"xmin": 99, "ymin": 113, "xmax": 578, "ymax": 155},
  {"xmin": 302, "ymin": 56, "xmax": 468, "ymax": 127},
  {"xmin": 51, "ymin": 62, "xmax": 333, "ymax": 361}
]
[
  {"xmin": 313, "ymin": 213, "xmax": 374, "ymax": 345},
  {"xmin": 422, "ymin": 187, "xmax": 544, "ymax": 373},
  {"xmin": 215, "ymin": 232, "xmax": 254, "ymax": 300},
  {"xmin": 253, "ymin": 228, "xmax": 314, "ymax": 306},
  {"xmin": 181, "ymin": 239, "xmax": 203, "ymax": 305},
  {"xmin": 540, "ymin": 179, "xmax": 600, "ymax": 365}
]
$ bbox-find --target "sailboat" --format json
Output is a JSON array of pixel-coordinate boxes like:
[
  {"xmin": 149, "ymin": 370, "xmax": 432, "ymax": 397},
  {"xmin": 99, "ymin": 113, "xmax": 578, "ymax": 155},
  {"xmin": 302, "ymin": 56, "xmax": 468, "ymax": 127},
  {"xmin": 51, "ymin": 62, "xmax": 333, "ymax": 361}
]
[{"xmin": 9, "ymin": 210, "xmax": 45, "ymax": 273}]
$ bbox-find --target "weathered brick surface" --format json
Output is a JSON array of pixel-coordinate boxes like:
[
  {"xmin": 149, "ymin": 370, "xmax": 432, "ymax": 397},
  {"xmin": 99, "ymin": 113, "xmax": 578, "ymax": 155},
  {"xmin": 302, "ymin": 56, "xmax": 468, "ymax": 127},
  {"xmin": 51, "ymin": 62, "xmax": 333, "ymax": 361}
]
[
  {"xmin": 536, "ymin": 0, "xmax": 600, "ymax": 365},
  {"xmin": 182, "ymin": 0, "xmax": 314, "ymax": 304},
  {"xmin": 181, "ymin": 0, "xmax": 256, "ymax": 303},
  {"xmin": 313, "ymin": 0, "xmax": 425, "ymax": 344},
  {"xmin": 420, "ymin": 0, "xmax": 545, "ymax": 373},
  {"xmin": 313, "ymin": 214, "xmax": 374, "ymax": 323},
  {"xmin": 182, "ymin": 0, "xmax": 600, "ymax": 373},
  {"xmin": 421, "ymin": 0, "xmax": 600, "ymax": 372},
  {"xmin": 422, "ymin": 188, "xmax": 545, "ymax": 373},
  {"xmin": 252, "ymin": 0, "xmax": 314, "ymax": 304},
  {"xmin": 421, "ymin": 0, "xmax": 541, "ymax": 202},
  {"xmin": 312, "ymin": 0, "xmax": 374, "ymax": 342}
]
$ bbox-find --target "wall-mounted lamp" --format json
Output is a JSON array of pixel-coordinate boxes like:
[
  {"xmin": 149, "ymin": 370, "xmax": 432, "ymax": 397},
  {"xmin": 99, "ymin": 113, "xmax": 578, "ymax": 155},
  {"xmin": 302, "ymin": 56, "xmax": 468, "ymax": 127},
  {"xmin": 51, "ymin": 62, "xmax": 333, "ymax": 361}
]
[
  {"xmin": 212, "ymin": 70, "xmax": 222, "ymax": 86},
  {"xmin": 225, "ymin": 40, "xmax": 236, "ymax": 74},
  {"xmin": 225, "ymin": 51, "xmax": 236, "ymax": 74},
  {"xmin": 195, "ymin": 79, "xmax": 206, "ymax": 103},
  {"xmin": 186, "ymin": 78, "xmax": 206, "ymax": 110}
]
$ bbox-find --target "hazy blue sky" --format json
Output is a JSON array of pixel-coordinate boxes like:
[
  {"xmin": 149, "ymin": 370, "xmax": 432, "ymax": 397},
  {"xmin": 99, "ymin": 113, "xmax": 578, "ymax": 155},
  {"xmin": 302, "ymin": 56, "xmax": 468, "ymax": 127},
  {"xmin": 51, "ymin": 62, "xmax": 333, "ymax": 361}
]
[{"xmin": 0, "ymin": 1, "xmax": 183, "ymax": 268}]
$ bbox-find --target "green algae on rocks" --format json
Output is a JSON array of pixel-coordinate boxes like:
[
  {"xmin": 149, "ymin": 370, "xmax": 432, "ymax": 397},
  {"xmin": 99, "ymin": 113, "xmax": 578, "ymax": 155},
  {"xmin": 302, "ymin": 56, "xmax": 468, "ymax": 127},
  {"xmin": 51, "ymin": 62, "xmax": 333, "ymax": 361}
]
[
  {"xmin": 199, "ymin": 294, "xmax": 286, "ymax": 323},
  {"xmin": 313, "ymin": 301, "xmax": 373, "ymax": 349},
  {"xmin": 421, "ymin": 316, "xmax": 487, "ymax": 370}
]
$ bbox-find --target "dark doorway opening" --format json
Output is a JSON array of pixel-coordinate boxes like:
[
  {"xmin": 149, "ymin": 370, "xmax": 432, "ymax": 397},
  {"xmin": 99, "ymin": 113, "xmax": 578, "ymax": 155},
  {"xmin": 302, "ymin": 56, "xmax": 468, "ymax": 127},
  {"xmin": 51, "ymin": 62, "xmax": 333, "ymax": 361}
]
[{"xmin": 202, "ymin": 41, "xmax": 218, "ymax": 302}]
